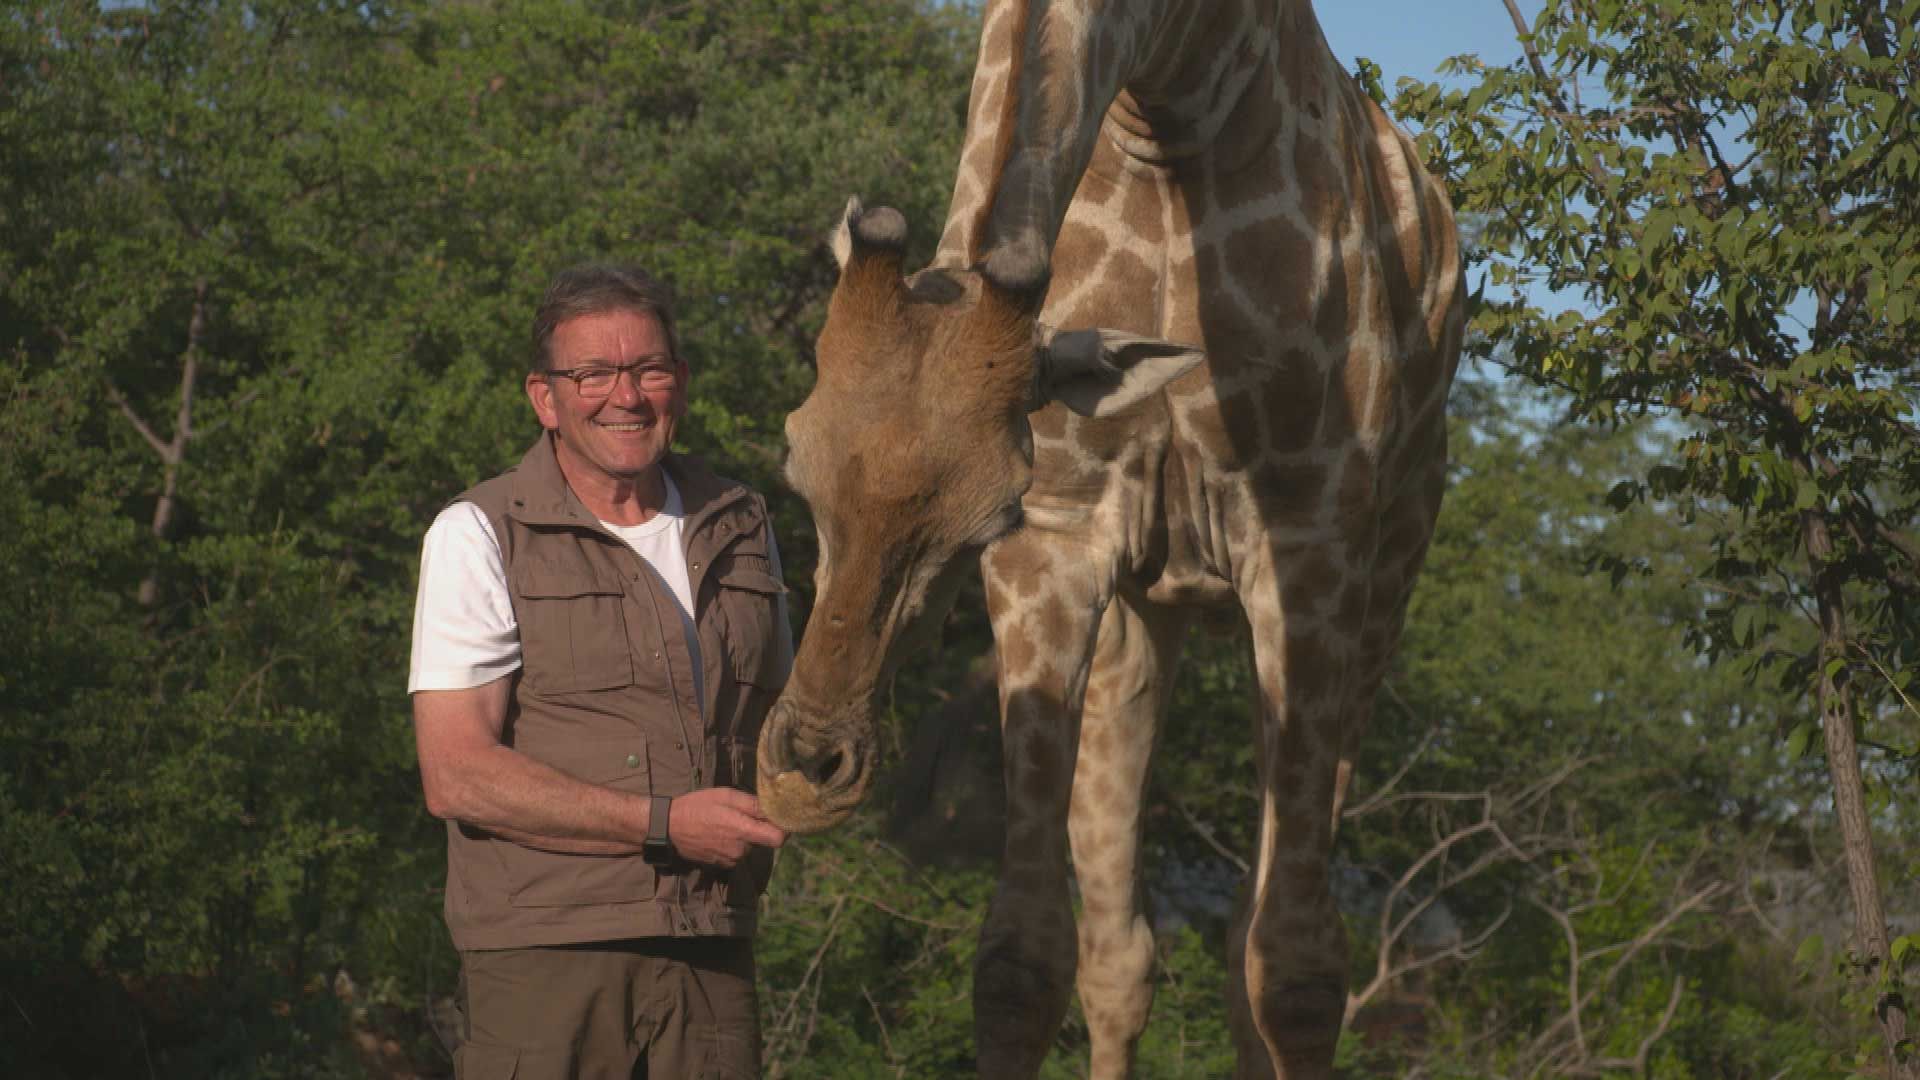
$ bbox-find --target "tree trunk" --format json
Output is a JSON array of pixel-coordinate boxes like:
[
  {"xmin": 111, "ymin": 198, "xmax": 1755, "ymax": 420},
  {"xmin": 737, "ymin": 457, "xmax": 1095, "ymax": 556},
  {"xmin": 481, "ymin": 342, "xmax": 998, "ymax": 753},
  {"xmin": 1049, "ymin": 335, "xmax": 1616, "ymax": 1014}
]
[{"xmin": 1803, "ymin": 508, "xmax": 1913, "ymax": 1077}]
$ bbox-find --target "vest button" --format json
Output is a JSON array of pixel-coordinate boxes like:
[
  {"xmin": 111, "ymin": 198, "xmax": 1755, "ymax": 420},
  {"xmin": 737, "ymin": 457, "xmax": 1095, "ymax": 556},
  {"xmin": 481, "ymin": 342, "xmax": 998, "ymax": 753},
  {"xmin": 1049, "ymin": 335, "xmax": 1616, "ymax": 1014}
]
[{"xmin": 625, "ymin": 753, "xmax": 640, "ymax": 768}]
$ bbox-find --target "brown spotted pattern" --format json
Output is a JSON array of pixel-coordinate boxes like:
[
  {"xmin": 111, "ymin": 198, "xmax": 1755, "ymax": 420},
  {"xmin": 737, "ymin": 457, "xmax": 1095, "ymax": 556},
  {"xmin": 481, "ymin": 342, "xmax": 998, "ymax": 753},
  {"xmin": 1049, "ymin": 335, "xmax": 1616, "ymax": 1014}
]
[{"xmin": 774, "ymin": 1, "xmax": 1463, "ymax": 1077}]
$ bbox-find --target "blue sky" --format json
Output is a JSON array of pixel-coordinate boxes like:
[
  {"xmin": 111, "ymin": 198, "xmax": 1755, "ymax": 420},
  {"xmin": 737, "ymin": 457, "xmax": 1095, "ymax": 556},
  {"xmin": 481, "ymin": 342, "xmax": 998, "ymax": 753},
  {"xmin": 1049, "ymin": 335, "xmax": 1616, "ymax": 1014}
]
[{"xmin": 1315, "ymin": 2, "xmax": 1541, "ymax": 89}]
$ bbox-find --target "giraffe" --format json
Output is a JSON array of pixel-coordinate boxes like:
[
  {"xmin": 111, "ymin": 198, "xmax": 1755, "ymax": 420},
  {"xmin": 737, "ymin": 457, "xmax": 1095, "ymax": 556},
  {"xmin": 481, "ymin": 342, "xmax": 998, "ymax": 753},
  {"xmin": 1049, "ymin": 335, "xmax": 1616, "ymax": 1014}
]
[{"xmin": 755, "ymin": 0, "xmax": 1463, "ymax": 1075}]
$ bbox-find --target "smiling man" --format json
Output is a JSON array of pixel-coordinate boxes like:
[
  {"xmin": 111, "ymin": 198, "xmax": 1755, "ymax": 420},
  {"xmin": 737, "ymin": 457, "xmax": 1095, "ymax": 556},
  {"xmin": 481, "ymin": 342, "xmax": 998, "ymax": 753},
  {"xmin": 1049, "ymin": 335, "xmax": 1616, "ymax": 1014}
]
[{"xmin": 408, "ymin": 263, "xmax": 792, "ymax": 1079}]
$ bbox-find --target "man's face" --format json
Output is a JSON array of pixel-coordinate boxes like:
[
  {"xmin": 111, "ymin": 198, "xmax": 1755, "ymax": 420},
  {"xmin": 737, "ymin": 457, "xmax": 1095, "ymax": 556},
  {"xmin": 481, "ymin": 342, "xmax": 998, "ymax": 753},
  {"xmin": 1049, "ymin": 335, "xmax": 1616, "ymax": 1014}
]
[{"xmin": 526, "ymin": 308, "xmax": 687, "ymax": 486}]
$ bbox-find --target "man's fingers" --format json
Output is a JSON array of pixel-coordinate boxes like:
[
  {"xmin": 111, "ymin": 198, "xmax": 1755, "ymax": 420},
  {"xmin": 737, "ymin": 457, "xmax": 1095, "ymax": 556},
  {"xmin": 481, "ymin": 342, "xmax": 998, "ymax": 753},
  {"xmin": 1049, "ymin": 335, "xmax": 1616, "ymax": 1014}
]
[
  {"xmin": 718, "ymin": 805, "xmax": 786, "ymax": 848},
  {"xmin": 714, "ymin": 787, "xmax": 772, "ymax": 821},
  {"xmin": 743, "ymin": 819, "xmax": 787, "ymax": 848}
]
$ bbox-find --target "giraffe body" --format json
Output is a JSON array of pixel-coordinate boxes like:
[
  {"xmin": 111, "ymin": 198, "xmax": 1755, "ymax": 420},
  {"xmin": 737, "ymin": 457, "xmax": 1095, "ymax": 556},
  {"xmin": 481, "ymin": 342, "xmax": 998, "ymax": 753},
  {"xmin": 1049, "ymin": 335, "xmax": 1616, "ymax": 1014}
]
[{"xmin": 759, "ymin": 1, "xmax": 1463, "ymax": 1075}]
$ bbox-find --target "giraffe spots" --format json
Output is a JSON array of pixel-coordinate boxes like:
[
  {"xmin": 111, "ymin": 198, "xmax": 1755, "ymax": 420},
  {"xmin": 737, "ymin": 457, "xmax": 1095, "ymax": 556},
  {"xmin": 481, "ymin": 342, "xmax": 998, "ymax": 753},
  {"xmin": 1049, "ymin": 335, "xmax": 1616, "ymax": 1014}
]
[
  {"xmin": 985, "ymin": 531, "xmax": 1054, "ymax": 591},
  {"xmin": 1314, "ymin": 235, "xmax": 1362, "ymax": 345},
  {"xmin": 1281, "ymin": 626, "xmax": 1337, "ymax": 704},
  {"xmin": 1102, "ymin": 249, "xmax": 1160, "ymax": 313},
  {"xmin": 1038, "ymin": 589, "xmax": 1076, "ymax": 648},
  {"xmin": 997, "ymin": 630, "xmax": 1038, "ymax": 682},
  {"xmin": 1335, "ymin": 450, "xmax": 1377, "ymax": 515},
  {"xmin": 1222, "ymin": 219, "xmax": 1314, "ymax": 333},
  {"xmin": 1052, "ymin": 219, "xmax": 1113, "ymax": 298},
  {"xmin": 1280, "ymin": 576, "xmax": 1327, "ymax": 622},
  {"xmin": 1067, "ymin": 407, "xmax": 1142, "ymax": 463},
  {"xmin": 1271, "ymin": 806, "xmax": 1318, "ymax": 852},
  {"xmin": 1248, "ymin": 459, "xmax": 1327, "ymax": 520},
  {"xmin": 1181, "ymin": 398, "xmax": 1246, "ymax": 465},
  {"xmin": 1071, "ymin": 764, "xmax": 1109, "ymax": 810},
  {"xmin": 1268, "ymin": 751, "xmax": 1309, "ymax": 802},
  {"xmin": 1341, "ymin": 344, "xmax": 1392, "ymax": 435},
  {"xmin": 1074, "ymin": 819, "xmax": 1116, "ymax": 864},
  {"xmin": 1117, "ymin": 173, "xmax": 1165, "ymax": 246},
  {"xmin": 1021, "ymin": 751, "xmax": 1061, "ymax": 808},
  {"xmin": 1292, "ymin": 129, "xmax": 1345, "ymax": 226},
  {"xmin": 1250, "ymin": 349, "xmax": 1327, "ymax": 454},
  {"xmin": 1336, "ymin": 580, "xmax": 1370, "ymax": 626}
]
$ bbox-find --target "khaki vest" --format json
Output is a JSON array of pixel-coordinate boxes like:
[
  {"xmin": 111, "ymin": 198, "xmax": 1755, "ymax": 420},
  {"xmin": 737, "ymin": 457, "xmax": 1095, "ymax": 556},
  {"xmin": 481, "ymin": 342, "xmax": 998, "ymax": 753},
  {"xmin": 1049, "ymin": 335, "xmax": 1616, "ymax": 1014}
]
[{"xmin": 443, "ymin": 435, "xmax": 789, "ymax": 950}]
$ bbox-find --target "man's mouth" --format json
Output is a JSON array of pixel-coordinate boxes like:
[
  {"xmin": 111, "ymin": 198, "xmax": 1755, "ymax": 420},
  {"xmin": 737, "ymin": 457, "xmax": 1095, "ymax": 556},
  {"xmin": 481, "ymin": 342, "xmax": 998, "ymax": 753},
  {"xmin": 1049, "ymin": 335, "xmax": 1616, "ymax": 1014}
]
[{"xmin": 597, "ymin": 421, "xmax": 650, "ymax": 433}]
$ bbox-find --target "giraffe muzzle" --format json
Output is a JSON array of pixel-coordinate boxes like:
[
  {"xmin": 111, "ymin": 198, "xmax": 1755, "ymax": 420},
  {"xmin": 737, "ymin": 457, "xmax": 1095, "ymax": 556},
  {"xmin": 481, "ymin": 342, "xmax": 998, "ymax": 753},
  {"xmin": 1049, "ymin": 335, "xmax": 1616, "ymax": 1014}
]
[{"xmin": 755, "ymin": 698, "xmax": 876, "ymax": 834}]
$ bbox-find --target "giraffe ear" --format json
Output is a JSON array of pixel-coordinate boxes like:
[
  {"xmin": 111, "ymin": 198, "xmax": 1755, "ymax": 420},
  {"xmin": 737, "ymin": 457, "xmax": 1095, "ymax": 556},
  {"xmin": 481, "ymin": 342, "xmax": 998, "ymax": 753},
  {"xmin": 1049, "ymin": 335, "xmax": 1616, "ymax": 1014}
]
[
  {"xmin": 1033, "ymin": 327, "xmax": 1204, "ymax": 417},
  {"xmin": 830, "ymin": 196, "xmax": 907, "ymax": 273},
  {"xmin": 828, "ymin": 196, "xmax": 861, "ymax": 271}
]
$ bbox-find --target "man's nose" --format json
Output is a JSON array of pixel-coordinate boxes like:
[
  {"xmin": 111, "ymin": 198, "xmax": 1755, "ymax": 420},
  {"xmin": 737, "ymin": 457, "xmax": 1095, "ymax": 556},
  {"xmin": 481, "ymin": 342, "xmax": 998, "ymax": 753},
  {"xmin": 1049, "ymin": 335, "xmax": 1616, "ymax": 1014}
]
[{"xmin": 607, "ymin": 368, "xmax": 649, "ymax": 408}]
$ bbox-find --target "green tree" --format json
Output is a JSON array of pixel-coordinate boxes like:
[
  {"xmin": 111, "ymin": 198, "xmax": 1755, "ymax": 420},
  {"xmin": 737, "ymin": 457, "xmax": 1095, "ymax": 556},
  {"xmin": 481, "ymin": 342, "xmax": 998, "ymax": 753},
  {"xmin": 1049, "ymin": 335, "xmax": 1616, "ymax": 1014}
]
[
  {"xmin": 0, "ymin": 0, "xmax": 971, "ymax": 1073},
  {"xmin": 1392, "ymin": 1, "xmax": 1919, "ymax": 1071},
  {"xmin": 1149, "ymin": 376, "xmax": 1849, "ymax": 1076}
]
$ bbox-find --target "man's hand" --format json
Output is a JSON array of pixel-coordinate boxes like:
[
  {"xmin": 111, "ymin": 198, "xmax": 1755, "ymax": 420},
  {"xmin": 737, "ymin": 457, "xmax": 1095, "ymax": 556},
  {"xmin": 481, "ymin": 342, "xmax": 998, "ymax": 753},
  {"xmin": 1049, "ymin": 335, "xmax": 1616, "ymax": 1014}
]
[{"xmin": 666, "ymin": 788, "xmax": 787, "ymax": 867}]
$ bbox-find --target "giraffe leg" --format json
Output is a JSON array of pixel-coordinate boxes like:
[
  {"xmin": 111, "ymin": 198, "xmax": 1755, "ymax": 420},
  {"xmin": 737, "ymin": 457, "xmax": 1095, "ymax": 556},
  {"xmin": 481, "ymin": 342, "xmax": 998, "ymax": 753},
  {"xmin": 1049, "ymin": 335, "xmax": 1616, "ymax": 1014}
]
[
  {"xmin": 1223, "ymin": 535, "xmax": 1373, "ymax": 1079},
  {"xmin": 973, "ymin": 529, "xmax": 1113, "ymax": 1079},
  {"xmin": 1332, "ymin": 456, "xmax": 1448, "ymax": 828},
  {"xmin": 1227, "ymin": 460, "xmax": 1449, "ymax": 1078},
  {"xmin": 1070, "ymin": 594, "xmax": 1188, "ymax": 1080}
]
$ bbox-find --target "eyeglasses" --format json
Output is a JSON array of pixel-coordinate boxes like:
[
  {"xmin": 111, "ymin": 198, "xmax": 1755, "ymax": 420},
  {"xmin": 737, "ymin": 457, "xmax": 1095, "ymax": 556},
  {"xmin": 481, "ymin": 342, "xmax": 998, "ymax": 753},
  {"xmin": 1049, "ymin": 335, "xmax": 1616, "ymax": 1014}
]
[{"xmin": 545, "ymin": 358, "xmax": 680, "ymax": 400}]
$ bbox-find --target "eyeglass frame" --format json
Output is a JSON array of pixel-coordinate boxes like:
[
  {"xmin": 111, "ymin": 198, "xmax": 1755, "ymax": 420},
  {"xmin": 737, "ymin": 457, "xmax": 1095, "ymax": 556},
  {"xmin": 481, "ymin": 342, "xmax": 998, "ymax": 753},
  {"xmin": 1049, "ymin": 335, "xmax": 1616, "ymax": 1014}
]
[{"xmin": 542, "ymin": 355, "xmax": 682, "ymax": 400}]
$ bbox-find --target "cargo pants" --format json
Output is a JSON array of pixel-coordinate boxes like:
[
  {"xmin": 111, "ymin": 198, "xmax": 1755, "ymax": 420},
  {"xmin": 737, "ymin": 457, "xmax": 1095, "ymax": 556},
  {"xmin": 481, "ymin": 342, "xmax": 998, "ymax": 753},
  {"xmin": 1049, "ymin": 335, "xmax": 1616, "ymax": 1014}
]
[{"xmin": 454, "ymin": 937, "xmax": 759, "ymax": 1079}]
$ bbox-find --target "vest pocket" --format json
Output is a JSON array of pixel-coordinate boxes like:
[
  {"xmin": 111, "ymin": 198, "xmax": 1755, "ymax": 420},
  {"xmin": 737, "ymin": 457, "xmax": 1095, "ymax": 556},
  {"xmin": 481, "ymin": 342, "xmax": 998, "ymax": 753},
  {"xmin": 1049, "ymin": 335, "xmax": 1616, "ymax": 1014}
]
[
  {"xmin": 713, "ymin": 560, "xmax": 788, "ymax": 689},
  {"xmin": 515, "ymin": 571, "xmax": 635, "ymax": 694},
  {"xmin": 493, "ymin": 735, "xmax": 661, "ymax": 907}
]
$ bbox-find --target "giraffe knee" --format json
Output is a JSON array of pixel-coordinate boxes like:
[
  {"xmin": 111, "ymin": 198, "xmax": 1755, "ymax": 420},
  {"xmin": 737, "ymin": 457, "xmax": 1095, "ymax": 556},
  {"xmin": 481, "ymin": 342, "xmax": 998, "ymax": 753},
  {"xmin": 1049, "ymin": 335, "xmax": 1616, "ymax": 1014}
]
[
  {"xmin": 974, "ymin": 932, "xmax": 1076, "ymax": 1040},
  {"xmin": 1255, "ymin": 977, "xmax": 1346, "ymax": 1054}
]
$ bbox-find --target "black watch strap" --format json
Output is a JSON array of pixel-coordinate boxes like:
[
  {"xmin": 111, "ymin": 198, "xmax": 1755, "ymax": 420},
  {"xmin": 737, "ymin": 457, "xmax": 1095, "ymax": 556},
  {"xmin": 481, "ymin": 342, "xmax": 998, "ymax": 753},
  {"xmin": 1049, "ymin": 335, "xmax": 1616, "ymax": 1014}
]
[{"xmin": 644, "ymin": 794, "xmax": 674, "ymax": 860}]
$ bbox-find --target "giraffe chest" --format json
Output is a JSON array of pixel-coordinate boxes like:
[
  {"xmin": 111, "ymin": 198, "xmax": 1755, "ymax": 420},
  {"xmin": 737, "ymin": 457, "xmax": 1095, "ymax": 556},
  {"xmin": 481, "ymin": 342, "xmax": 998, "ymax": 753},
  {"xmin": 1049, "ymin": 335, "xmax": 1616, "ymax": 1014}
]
[{"xmin": 1020, "ymin": 132, "xmax": 1421, "ymax": 602}]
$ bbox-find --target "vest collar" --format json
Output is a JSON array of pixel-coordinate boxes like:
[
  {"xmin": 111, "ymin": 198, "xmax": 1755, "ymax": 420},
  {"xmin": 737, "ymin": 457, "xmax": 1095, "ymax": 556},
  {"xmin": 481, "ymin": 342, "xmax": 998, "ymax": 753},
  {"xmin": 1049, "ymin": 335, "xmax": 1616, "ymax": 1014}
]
[{"xmin": 503, "ymin": 434, "xmax": 751, "ymax": 532}]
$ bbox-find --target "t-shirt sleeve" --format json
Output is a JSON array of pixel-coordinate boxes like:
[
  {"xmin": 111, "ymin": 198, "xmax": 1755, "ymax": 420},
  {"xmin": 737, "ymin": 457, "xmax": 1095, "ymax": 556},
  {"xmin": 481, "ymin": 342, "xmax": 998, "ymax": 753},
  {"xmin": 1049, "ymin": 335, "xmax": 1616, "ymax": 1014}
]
[
  {"xmin": 409, "ymin": 501, "xmax": 522, "ymax": 693},
  {"xmin": 764, "ymin": 521, "xmax": 796, "ymax": 683}
]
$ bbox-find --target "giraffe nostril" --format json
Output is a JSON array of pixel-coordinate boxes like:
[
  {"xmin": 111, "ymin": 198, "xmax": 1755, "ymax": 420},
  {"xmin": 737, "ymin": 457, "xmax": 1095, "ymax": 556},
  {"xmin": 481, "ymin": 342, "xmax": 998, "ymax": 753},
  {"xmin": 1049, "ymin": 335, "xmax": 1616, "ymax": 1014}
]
[{"xmin": 801, "ymin": 748, "xmax": 844, "ymax": 787}]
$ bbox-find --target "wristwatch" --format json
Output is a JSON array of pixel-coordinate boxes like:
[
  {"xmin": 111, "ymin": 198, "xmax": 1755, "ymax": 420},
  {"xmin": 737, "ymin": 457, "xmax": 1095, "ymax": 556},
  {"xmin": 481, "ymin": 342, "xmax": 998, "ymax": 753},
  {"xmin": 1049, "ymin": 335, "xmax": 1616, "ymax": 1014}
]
[{"xmin": 643, "ymin": 794, "xmax": 675, "ymax": 863}]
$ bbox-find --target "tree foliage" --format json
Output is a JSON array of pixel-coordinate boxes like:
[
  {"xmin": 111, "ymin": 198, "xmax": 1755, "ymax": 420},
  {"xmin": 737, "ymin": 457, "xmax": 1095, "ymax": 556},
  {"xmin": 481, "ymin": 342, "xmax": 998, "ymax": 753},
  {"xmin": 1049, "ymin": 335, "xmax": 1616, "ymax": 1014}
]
[
  {"xmin": 1391, "ymin": 0, "xmax": 1919, "ymax": 1069},
  {"xmin": 0, "ymin": 0, "xmax": 968, "ymax": 1073},
  {"xmin": 3, "ymin": 0, "xmax": 1910, "ymax": 1075}
]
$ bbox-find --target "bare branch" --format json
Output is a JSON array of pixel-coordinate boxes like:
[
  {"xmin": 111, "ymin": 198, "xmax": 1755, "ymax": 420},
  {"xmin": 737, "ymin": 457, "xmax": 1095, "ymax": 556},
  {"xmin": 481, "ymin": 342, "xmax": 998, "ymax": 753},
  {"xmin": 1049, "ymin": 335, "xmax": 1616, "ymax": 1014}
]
[
  {"xmin": 769, "ymin": 893, "xmax": 848, "ymax": 1071},
  {"xmin": 1170, "ymin": 794, "xmax": 1249, "ymax": 874},
  {"xmin": 105, "ymin": 381, "xmax": 175, "ymax": 461},
  {"xmin": 1344, "ymin": 721, "xmax": 1437, "ymax": 819}
]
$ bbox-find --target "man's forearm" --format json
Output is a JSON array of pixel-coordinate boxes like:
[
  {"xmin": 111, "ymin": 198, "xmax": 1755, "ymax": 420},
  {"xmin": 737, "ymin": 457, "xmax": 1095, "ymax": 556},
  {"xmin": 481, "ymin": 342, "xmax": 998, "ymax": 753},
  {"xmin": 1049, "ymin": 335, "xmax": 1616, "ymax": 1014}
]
[
  {"xmin": 426, "ymin": 740, "xmax": 654, "ymax": 845},
  {"xmin": 477, "ymin": 823, "xmax": 646, "ymax": 856}
]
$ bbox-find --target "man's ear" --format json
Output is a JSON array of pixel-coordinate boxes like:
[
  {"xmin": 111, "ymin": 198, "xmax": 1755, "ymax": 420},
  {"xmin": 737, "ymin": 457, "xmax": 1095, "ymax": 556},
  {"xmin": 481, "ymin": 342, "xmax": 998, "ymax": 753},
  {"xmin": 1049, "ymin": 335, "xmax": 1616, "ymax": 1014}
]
[
  {"xmin": 525, "ymin": 372, "xmax": 560, "ymax": 431},
  {"xmin": 1033, "ymin": 328, "xmax": 1205, "ymax": 417}
]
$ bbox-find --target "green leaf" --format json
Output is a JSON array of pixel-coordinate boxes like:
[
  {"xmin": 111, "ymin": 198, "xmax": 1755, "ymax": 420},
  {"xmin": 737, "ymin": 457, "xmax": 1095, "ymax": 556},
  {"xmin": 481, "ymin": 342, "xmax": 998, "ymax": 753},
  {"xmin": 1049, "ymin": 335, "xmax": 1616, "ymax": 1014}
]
[
  {"xmin": 1893, "ymin": 933, "xmax": 1917, "ymax": 969},
  {"xmin": 1785, "ymin": 722, "xmax": 1816, "ymax": 761},
  {"xmin": 1795, "ymin": 933, "xmax": 1826, "ymax": 970}
]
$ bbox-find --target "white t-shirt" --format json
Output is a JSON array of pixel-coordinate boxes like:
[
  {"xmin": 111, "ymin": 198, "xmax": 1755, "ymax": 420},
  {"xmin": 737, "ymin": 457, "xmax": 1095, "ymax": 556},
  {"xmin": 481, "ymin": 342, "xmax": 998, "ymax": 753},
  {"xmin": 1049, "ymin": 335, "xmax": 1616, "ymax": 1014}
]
[{"xmin": 408, "ymin": 472, "xmax": 786, "ymax": 711}]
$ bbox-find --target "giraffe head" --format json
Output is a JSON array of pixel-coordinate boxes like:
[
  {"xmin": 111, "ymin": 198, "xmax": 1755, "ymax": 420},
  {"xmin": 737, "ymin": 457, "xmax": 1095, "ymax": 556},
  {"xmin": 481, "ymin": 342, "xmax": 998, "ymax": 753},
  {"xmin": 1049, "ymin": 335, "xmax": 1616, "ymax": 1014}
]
[{"xmin": 755, "ymin": 199, "xmax": 1201, "ymax": 833}]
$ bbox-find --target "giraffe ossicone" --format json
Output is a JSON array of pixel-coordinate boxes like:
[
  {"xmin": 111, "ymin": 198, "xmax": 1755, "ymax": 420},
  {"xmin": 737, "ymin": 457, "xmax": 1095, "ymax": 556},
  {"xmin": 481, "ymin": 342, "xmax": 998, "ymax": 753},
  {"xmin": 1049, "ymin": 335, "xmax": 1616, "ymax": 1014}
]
[{"xmin": 760, "ymin": 0, "xmax": 1464, "ymax": 1074}]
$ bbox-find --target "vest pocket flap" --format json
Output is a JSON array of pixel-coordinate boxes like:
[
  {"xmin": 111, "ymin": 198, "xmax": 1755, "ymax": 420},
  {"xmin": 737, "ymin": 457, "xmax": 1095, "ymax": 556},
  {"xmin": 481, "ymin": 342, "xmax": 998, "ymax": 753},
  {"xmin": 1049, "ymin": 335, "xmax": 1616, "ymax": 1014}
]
[
  {"xmin": 719, "ymin": 521, "xmax": 769, "ymax": 560},
  {"xmin": 515, "ymin": 567, "xmax": 625, "ymax": 599},
  {"xmin": 715, "ymin": 566, "xmax": 787, "ymax": 596},
  {"xmin": 531, "ymin": 735, "xmax": 650, "ymax": 786}
]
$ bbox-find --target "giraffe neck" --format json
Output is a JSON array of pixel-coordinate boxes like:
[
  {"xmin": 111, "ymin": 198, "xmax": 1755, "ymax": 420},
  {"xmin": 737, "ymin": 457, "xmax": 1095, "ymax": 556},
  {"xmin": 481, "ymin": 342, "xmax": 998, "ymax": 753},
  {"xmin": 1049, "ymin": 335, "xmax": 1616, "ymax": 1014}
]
[{"xmin": 933, "ymin": 0, "xmax": 1326, "ymax": 283}]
